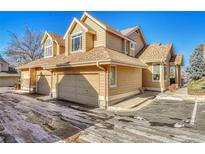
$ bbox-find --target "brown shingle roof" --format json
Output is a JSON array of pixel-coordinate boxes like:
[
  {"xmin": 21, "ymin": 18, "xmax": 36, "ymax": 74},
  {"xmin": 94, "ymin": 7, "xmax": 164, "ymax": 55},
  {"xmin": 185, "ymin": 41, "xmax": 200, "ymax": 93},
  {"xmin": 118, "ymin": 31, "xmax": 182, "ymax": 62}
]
[
  {"xmin": 18, "ymin": 47, "xmax": 146, "ymax": 69},
  {"xmin": 84, "ymin": 13, "xmax": 131, "ymax": 39},
  {"xmin": 47, "ymin": 32, "xmax": 65, "ymax": 46},
  {"xmin": 120, "ymin": 26, "xmax": 139, "ymax": 36},
  {"xmin": 170, "ymin": 55, "xmax": 183, "ymax": 65},
  {"xmin": 137, "ymin": 43, "xmax": 172, "ymax": 62}
]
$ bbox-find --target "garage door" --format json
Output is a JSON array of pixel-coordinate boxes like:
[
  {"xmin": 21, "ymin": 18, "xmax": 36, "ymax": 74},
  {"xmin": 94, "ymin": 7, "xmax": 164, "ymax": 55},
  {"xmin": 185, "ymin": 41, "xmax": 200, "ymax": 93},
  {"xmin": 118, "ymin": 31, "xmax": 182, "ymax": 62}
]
[
  {"xmin": 37, "ymin": 75, "xmax": 51, "ymax": 95},
  {"xmin": 0, "ymin": 77, "xmax": 18, "ymax": 87},
  {"xmin": 58, "ymin": 74, "xmax": 99, "ymax": 107}
]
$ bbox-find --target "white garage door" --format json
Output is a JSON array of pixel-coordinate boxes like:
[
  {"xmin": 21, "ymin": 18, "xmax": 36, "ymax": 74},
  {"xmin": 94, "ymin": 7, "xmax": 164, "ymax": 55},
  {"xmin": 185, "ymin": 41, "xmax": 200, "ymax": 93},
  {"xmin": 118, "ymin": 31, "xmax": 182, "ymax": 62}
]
[
  {"xmin": 57, "ymin": 73, "xmax": 99, "ymax": 107},
  {"xmin": 37, "ymin": 75, "xmax": 51, "ymax": 95},
  {"xmin": 0, "ymin": 77, "xmax": 18, "ymax": 87}
]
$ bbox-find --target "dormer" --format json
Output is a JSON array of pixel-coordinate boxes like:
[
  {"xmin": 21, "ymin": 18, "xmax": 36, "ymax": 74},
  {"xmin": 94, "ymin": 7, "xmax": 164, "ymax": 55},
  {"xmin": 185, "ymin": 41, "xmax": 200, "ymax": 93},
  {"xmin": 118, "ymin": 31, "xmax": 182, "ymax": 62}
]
[
  {"xmin": 41, "ymin": 32, "xmax": 65, "ymax": 58},
  {"xmin": 120, "ymin": 26, "xmax": 146, "ymax": 57},
  {"xmin": 64, "ymin": 18, "xmax": 96, "ymax": 55}
]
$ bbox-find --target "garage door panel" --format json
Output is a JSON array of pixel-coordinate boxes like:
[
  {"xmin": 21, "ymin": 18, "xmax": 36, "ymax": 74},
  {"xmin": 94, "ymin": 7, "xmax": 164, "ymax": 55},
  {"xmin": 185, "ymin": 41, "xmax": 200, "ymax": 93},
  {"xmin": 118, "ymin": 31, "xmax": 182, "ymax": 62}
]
[
  {"xmin": 76, "ymin": 87, "xmax": 97, "ymax": 96},
  {"xmin": 58, "ymin": 74, "xmax": 99, "ymax": 107},
  {"xmin": 76, "ymin": 94, "xmax": 98, "ymax": 106},
  {"xmin": 0, "ymin": 77, "xmax": 18, "ymax": 87},
  {"xmin": 59, "ymin": 86, "xmax": 76, "ymax": 94},
  {"xmin": 37, "ymin": 75, "xmax": 51, "ymax": 95}
]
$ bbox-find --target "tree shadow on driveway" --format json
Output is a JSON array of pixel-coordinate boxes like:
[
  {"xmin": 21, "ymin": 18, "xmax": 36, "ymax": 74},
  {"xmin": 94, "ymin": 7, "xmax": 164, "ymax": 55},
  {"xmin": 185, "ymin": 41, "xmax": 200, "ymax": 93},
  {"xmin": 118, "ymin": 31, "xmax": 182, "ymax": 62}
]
[{"xmin": 0, "ymin": 92, "xmax": 114, "ymax": 143}]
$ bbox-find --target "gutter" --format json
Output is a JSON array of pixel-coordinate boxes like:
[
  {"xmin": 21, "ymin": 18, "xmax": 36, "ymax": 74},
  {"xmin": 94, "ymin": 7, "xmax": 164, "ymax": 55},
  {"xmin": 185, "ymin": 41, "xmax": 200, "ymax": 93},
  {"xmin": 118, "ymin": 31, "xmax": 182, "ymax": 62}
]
[{"xmin": 96, "ymin": 61, "xmax": 105, "ymax": 71}]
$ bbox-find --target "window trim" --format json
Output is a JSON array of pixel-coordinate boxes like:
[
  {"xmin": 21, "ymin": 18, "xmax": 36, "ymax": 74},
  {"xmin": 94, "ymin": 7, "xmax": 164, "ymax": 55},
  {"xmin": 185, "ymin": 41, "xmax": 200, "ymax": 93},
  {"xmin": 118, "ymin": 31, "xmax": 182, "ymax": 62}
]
[
  {"xmin": 110, "ymin": 65, "xmax": 117, "ymax": 88},
  {"xmin": 71, "ymin": 31, "xmax": 83, "ymax": 53},
  {"xmin": 152, "ymin": 63, "xmax": 160, "ymax": 82},
  {"xmin": 130, "ymin": 42, "xmax": 135, "ymax": 50},
  {"xmin": 44, "ymin": 40, "xmax": 53, "ymax": 58}
]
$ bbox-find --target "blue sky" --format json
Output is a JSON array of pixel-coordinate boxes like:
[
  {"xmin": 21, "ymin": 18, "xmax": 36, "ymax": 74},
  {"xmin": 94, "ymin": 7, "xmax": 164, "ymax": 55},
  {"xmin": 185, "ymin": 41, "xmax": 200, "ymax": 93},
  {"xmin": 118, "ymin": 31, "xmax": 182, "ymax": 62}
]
[{"xmin": 1, "ymin": 11, "xmax": 205, "ymax": 68}]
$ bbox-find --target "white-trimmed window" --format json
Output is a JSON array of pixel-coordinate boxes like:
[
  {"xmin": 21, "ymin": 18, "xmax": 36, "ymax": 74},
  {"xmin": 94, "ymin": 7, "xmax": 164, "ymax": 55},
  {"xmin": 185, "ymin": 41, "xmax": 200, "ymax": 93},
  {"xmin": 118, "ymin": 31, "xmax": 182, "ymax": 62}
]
[
  {"xmin": 44, "ymin": 38, "xmax": 52, "ymax": 57},
  {"xmin": 72, "ymin": 33, "xmax": 82, "ymax": 52},
  {"xmin": 152, "ymin": 64, "xmax": 160, "ymax": 81},
  {"xmin": 130, "ymin": 42, "xmax": 135, "ymax": 50},
  {"xmin": 110, "ymin": 66, "xmax": 117, "ymax": 87}
]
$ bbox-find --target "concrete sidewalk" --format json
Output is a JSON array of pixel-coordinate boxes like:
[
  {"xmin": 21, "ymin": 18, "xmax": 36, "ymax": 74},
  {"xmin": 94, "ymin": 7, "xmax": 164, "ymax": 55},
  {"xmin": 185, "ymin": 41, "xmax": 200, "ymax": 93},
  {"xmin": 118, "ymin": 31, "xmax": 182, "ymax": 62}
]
[
  {"xmin": 108, "ymin": 91, "xmax": 159, "ymax": 112},
  {"xmin": 157, "ymin": 87, "xmax": 205, "ymax": 102}
]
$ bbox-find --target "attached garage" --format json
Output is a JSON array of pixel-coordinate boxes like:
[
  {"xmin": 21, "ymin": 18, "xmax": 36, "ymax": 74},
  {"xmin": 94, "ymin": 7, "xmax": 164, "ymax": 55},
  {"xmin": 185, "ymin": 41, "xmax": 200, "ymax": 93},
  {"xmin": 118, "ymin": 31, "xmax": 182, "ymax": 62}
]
[
  {"xmin": 0, "ymin": 77, "xmax": 19, "ymax": 87},
  {"xmin": 57, "ymin": 73, "xmax": 99, "ymax": 107},
  {"xmin": 37, "ymin": 75, "xmax": 51, "ymax": 95}
]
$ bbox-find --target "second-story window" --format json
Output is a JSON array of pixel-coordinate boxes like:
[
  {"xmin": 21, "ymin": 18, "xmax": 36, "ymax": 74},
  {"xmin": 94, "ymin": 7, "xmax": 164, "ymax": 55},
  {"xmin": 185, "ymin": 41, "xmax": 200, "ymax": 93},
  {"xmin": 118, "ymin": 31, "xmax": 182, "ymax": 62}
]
[
  {"xmin": 72, "ymin": 33, "xmax": 82, "ymax": 52},
  {"xmin": 44, "ymin": 38, "xmax": 52, "ymax": 57},
  {"xmin": 130, "ymin": 42, "xmax": 135, "ymax": 50}
]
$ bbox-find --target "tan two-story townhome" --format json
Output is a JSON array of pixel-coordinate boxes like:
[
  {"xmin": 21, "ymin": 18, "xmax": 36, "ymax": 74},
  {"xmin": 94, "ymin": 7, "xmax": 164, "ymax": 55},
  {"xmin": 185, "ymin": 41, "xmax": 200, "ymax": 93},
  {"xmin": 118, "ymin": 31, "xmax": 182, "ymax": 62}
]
[{"xmin": 18, "ymin": 12, "xmax": 183, "ymax": 108}]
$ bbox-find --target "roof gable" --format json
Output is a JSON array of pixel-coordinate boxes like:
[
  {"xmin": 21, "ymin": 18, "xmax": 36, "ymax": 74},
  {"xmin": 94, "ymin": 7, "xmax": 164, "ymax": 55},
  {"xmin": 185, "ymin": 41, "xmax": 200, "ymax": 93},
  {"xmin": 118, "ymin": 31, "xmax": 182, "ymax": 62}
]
[
  {"xmin": 64, "ymin": 18, "xmax": 95, "ymax": 39},
  {"xmin": 137, "ymin": 43, "xmax": 173, "ymax": 63},
  {"xmin": 120, "ymin": 26, "xmax": 146, "ymax": 44},
  {"xmin": 120, "ymin": 26, "xmax": 139, "ymax": 36},
  {"xmin": 81, "ymin": 12, "xmax": 107, "ymax": 29},
  {"xmin": 80, "ymin": 12, "xmax": 140, "ymax": 44},
  {"xmin": 41, "ymin": 32, "xmax": 64, "ymax": 48},
  {"xmin": 41, "ymin": 32, "xmax": 52, "ymax": 45}
]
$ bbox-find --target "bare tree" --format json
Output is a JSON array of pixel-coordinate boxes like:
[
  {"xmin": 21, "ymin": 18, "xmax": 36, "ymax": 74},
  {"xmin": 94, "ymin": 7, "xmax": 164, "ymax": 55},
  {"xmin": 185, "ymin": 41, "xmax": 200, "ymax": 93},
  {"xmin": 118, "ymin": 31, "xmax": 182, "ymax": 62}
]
[{"xmin": 4, "ymin": 26, "xmax": 44, "ymax": 67}]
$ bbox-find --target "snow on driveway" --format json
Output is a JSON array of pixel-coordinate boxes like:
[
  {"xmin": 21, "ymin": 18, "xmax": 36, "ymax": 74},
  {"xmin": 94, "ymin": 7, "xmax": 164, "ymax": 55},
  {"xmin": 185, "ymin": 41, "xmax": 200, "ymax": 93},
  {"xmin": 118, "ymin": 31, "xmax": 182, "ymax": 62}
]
[
  {"xmin": 0, "ymin": 92, "xmax": 113, "ymax": 143},
  {"xmin": 1, "ymin": 91, "xmax": 205, "ymax": 143}
]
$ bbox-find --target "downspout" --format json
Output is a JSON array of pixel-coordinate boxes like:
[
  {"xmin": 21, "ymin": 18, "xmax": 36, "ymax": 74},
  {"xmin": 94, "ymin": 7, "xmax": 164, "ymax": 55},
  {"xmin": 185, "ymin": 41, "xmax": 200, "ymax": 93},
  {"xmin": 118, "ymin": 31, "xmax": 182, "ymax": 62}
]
[
  {"xmin": 96, "ymin": 61, "xmax": 108, "ymax": 109},
  {"xmin": 50, "ymin": 69, "xmax": 54, "ymax": 98}
]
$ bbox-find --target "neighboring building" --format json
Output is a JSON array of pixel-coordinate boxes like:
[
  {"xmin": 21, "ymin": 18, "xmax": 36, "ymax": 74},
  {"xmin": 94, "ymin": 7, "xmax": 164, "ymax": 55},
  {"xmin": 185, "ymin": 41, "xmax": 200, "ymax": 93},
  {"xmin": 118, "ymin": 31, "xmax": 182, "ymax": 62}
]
[
  {"xmin": 0, "ymin": 56, "xmax": 19, "ymax": 87},
  {"xmin": 18, "ymin": 12, "xmax": 183, "ymax": 108}
]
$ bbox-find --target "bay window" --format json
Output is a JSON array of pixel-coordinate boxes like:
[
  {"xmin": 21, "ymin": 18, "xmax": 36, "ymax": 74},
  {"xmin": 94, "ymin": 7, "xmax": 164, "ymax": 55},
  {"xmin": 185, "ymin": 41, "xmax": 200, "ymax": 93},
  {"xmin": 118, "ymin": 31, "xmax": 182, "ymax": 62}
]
[
  {"xmin": 72, "ymin": 33, "xmax": 82, "ymax": 52},
  {"xmin": 152, "ymin": 64, "xmax": 160, "ymax": 81}
]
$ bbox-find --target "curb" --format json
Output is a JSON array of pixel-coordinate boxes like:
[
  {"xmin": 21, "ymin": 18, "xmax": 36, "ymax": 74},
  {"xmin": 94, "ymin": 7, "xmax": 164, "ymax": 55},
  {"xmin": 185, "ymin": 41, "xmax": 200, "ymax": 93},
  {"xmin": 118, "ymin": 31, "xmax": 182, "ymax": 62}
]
[{"xmin": 156, "ymin": 95, "xmax": 205, "ymax": 102}]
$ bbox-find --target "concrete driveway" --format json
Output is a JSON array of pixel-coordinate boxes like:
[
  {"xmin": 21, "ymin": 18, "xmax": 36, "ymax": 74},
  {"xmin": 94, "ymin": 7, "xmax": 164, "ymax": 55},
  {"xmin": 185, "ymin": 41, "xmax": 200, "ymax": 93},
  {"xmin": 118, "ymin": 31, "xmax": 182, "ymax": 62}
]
[
  {"xmin": 0, "ymin": 92, "xmax": 114, "ymax": 143},
  {"xmin": 0, "ymin": 89, "xmax": 205, "ymax": 142}
]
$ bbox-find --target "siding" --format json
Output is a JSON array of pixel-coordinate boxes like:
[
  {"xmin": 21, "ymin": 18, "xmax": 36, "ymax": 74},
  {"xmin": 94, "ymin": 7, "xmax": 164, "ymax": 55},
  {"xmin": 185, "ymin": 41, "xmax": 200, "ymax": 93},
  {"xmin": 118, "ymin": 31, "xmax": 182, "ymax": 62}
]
[
  {"xmin": 21, "ymin": 69, "xmax": 29, "ymax": 90},
  {"xmin": 106, "ymin": 32, "xmax": 123, "ymax": 52},
  {"xmin": 65, "ymin": 35, "xmax": 70, "ymax": 56},
  {"xmin": 0, "ymin": 62, "xmax": 9, "ymax": 72},
  {"xmin": 86, "ymin": 33, "xmax": 94, "ymax": 51},
  {"xmin": 69, "ymin": 24, "xmax": 86, "ymax": 53},
  {"xmin": 142, "ymin": 63, "xmax": 170, "ymax": 90},
  {"xmin": 128, "ymin": 32, "xmax": 144, "ymax": 57},
  {"xmin": 52, "ymin": 42, "xmax": 57, "ymax": 56},
  {"xmin": 83, "ymin": 16, "xmax": 106, "ymax": 47},
  {"xmin": 108, "ymin": 66, "xmax": 142, "ymax": 96},
  {"xmin": 142, "ymin": 64, "xmax": 161, "ymax": 88},
  {"xmin": 36, "ymin": 69, "xmax": 52, "ymax": 76},
  {"xmin": 59, "ymin": 46, "xmax": 65, "ymax": 55}
]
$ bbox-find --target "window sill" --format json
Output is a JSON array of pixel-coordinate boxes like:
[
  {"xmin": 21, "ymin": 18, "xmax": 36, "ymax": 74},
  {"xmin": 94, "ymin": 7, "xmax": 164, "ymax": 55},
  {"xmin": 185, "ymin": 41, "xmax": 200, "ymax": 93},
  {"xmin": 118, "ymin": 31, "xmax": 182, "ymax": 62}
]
[
  {"xmin": 70, "ymin": 50, "xmax": 83, "ymax": 53},
  {"xmin": 152, "ymin": 80, "xmax": 160, "ymax": 82},
  {"xmin": 110, "ymin": 84, "xmax": 117, "ymax": 88}
]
